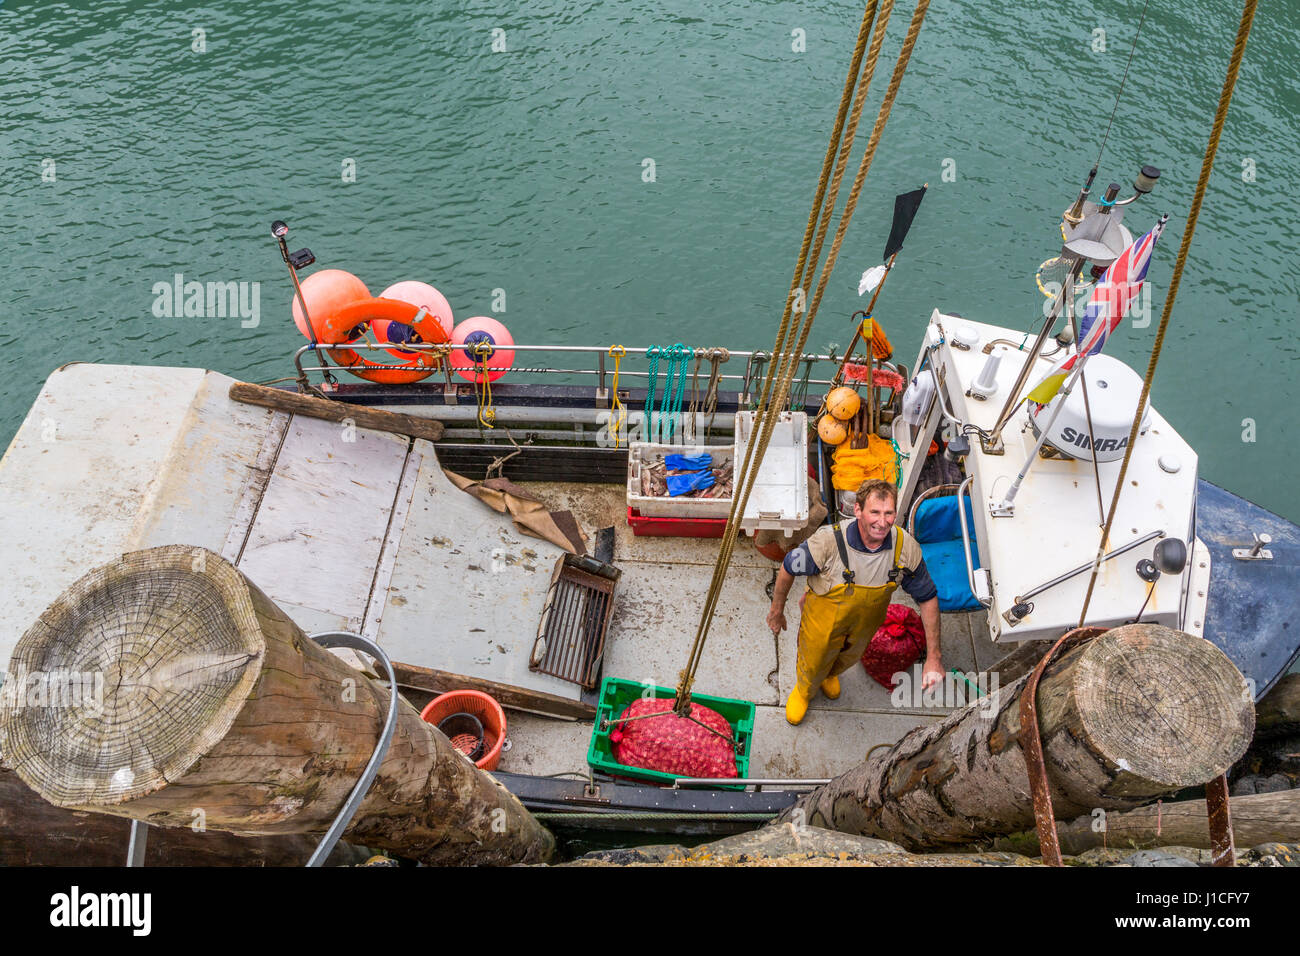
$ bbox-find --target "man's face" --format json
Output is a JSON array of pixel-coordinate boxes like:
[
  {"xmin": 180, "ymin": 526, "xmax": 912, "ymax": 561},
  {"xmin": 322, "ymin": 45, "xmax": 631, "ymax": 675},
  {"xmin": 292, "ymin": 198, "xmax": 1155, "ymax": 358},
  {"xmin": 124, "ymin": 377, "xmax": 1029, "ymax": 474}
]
[{"xmin": 854, "ymin": 493, "xmax": 897, "ymax": 546}]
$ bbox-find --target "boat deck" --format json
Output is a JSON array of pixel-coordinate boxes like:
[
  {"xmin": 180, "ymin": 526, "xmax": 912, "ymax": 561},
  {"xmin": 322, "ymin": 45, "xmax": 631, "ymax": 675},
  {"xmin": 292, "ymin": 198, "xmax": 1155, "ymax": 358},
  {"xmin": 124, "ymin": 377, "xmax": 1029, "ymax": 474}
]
[
  {"xmin": 0, "ymin": 364, "xmax": 1010, "ymax": 785},
  {"xmin": 495, "ymin": 481, "xmax": 1003, "ymax": 781}
]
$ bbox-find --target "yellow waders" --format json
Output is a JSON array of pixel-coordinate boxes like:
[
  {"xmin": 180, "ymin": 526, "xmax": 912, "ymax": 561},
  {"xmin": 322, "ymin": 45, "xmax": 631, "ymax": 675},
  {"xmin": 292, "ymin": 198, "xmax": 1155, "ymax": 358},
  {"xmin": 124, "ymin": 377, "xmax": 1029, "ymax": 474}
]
[{"xmin": 794, "ymin": 526, "xmax": 904, "ymax": 701}]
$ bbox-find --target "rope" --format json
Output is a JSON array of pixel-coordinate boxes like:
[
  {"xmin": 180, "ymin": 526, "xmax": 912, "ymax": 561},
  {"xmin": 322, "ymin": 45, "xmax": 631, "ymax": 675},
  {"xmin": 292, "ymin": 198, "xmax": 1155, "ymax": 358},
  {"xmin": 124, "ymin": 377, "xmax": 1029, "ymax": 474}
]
[
  {"xmin": 662, "ymin": 344, "xmax": 691, "ymax": 443},
  {"xmin": 790, "ymin": 356, "xmax": 813, "ymax": 411},
  {"xmin": 704, "ymin": 348, "xmax": 728, "ymax": 440},
  {"xmin": 609, "ymin": 345, "xmax": 627, "ymax": 447},
  {"xmin": 645, "ymin": 345, "xmax": 662, "ymax": 442},
  {"xmin": 675, "ymin": 0, "xmax": 930, "ymax": 715},
  {"xmin": 1078, "ymin": 0, "xmax": 1257, "ymax": 626},
  {"xmin": 472, "ymin": 342, "xmax": 496, "ymax": 429},
  {"xmin": 1093, "ymin": 0, "xmax": 1153, "ymax": 172}
]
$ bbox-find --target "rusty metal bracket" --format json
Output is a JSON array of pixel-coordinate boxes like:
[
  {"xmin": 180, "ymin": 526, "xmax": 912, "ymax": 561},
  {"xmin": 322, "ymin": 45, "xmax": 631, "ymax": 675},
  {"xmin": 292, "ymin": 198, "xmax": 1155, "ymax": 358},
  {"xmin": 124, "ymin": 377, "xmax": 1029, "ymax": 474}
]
[
  {"xmin": 1205, "ymin": 773, "xmax": 1236, "ymax": 867},
  {"xmin": 1019, "ymin": 626, "xmax": 1107, "ymax": 867}
]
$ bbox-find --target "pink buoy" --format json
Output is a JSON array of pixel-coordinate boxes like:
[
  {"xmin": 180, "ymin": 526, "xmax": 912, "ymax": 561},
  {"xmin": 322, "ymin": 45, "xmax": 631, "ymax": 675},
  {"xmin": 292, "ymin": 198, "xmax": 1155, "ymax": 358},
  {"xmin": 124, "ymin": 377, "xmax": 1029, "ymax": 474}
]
[
  {"xmin": 378, "ymin": 281, "xmax": 454, "ymax": 340},
  {"xmin": 450, "ymin": 317, "xmax": 515, "ymax": 383},
  {"xmin": 290, "ymin": 269, "xmax": 370, "ymax": 343}
]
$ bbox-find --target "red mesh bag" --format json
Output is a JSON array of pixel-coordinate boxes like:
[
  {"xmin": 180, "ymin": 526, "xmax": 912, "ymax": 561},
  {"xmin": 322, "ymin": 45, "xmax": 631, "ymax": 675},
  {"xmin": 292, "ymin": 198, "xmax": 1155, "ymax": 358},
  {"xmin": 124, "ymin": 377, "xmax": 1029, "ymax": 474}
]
[
  {"xmin": 860, "ymin": 604, "xmax": 926, "ymax": 690},
  {"xmin": 609, "ymin": 697, "xmax": 739, "ymax": 780}
]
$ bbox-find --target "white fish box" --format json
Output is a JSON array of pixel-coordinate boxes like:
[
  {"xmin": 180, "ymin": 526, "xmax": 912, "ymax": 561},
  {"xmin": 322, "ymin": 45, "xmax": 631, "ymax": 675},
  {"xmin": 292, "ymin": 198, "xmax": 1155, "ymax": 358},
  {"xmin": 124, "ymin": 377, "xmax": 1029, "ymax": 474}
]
[
  {"xmin": 735, "ymin": 411, "xmax": 810, "ymax": 537},
  {"xmin": 626, "ymin": 442, "xmax": 734, "ymax": 519}
]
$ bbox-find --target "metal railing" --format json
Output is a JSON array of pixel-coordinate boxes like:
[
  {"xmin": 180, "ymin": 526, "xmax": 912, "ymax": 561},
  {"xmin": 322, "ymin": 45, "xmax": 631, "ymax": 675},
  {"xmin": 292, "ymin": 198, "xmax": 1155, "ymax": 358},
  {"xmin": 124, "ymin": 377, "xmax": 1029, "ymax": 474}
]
[{"xmin": 292, "ymin": 341, "xmax": 902, "ymax": 404}]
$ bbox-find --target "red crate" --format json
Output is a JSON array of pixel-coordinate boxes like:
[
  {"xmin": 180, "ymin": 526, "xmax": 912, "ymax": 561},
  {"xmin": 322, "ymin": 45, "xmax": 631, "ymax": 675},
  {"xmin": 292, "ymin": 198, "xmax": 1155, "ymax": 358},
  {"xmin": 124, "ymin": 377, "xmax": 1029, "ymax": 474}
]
[{"xmin": 626, "ymin": 506, "xmax": 727, "ymax": 538}]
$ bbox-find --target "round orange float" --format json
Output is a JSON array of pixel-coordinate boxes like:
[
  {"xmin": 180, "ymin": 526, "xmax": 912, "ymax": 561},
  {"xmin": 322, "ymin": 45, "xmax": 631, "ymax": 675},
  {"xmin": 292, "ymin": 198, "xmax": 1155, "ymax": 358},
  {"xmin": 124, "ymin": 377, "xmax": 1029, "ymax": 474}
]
[
  {"xmin": 826, "ymin": 386, "xmax": 861, "ymax": 422},
  {"xmin": 290, "ymin": 269, "xmax": 371, "ymax": 343},
  {"xmin": 817, "ymin": 415, "xmax": 848, "ymax": 446}
]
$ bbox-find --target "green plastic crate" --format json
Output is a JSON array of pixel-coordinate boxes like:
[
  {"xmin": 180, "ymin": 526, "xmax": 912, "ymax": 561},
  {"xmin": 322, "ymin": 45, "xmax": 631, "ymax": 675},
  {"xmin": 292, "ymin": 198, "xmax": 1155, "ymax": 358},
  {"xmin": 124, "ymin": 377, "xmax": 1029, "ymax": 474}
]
[{"xmin": 587, "ymin": 676, "xmax": 756, "ymax": 789}]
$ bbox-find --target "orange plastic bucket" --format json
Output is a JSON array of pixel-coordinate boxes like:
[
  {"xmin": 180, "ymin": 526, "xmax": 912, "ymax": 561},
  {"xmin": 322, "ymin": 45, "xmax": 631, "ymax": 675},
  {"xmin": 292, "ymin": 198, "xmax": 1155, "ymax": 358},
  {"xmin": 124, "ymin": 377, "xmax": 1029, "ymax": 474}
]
[{"xmin": 420, "ymin": 690, "xmax": 507, "ymax": 771}]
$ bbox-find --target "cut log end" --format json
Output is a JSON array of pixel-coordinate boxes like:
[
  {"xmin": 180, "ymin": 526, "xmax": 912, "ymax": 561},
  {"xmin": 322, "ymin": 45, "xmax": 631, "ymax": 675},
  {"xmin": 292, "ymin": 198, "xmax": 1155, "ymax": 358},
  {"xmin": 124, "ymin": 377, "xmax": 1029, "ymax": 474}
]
[
  {"xmin": 0, "ymin": 546, "xmax": 264, "ymax": 808},
  {"xmin": 1071, "ymin": 624, "xmax": 1254, "ymax": 789}
]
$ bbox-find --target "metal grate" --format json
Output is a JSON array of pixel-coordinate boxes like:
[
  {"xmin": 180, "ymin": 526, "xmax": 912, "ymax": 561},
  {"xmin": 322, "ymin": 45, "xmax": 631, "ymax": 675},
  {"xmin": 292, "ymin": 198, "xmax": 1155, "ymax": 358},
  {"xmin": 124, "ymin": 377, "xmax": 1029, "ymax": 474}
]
[{"xmin": 530, "ymin": 555, "xmax": 620, "ymax": 689}]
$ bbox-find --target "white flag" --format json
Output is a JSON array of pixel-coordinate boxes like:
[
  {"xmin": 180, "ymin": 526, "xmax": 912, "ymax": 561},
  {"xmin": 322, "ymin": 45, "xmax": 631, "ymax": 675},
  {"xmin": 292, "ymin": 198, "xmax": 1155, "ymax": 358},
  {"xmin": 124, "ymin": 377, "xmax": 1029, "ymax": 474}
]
[{"xmin": 858, "ymin": 264, "xmax": 887, "ymax": 296}]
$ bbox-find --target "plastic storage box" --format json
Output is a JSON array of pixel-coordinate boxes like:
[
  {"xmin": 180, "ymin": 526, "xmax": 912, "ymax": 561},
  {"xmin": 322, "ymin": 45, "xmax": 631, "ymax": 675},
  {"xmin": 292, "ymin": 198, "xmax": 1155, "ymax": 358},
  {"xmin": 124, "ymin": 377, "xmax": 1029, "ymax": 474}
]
[
  {"xmin": 734, "ymin": 411, "xmax": 810, "ymax": 536},
  {"xmin": 625, "ymin": 442, "xmax": 733, "ymax": 519},
  {"xmin": 626, "ymin": 507, "xmax": 727, "ymax": 538},
  {"xmin": 587, "ymin": 676, "xmax": 755, "ymax": 789}
]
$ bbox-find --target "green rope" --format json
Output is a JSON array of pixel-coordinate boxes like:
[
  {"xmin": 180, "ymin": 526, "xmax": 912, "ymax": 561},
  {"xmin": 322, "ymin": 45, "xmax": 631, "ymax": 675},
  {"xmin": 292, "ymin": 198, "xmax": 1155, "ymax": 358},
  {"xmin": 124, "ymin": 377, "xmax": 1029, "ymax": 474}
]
[
  {"xmin": 645, "ymin": 346, "xmax": 662, "ymax": 442},
  {"xmin": 790, "ymin": 356, "xmax": 813, "ymax": 411},
  {"xmin": 662, "ymin": 343, "xmax": 691, "ymax": 442}
]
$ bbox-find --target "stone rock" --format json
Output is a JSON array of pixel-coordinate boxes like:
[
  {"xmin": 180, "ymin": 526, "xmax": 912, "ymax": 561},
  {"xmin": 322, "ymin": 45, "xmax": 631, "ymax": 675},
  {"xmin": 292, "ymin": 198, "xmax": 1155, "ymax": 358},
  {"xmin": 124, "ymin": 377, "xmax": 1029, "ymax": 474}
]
[
  {"xmin": 575, "ymin": 844, "xmax": 687, "ymax": 865},
  {"xmin": 1068, "ymin": 848, "xmax": 1132, "ymax": 866},
  {"xmin": 1257, "ymin": 773, "xmax": 1293, "ymax": 794},
  {"xmin": 687, "ymin": 824, "xmax": 909, "ymax": 861},
  {"xmin": 1122, "ymin": 849, "xmax": 1199, "ymax": 867},
  {"xmin": 1230, "ymin": 775, "xmax": 1258, "ymax": 797},
  {"xmin": 1238, "ymin": 842, "xmax": 1300, "ymax": 867}
]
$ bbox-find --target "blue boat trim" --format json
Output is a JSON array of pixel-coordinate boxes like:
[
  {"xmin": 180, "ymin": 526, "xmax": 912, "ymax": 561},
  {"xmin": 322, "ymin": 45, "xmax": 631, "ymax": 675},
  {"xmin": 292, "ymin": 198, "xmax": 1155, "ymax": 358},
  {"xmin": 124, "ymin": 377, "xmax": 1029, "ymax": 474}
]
[{"xmin": 1197, "ymin": 478, "xmax": 1300, "ymax": 698}]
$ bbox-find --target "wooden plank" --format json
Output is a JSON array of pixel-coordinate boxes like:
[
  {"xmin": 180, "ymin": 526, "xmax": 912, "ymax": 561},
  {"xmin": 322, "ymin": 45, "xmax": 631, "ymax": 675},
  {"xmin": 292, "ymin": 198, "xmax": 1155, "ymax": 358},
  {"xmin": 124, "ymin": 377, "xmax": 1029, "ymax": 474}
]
[
  {"xmin": 221, "ymin": 411, "xmax": 291, "ymax": 563},
  {"xmin": 361, "ymin": 444, "xmax": 423, "ymax": 643},
  {"xmin": 229, "ymin": 381, "xmax": 444, "ymax": 441},
  {"xmin": 392, "ymin": 660, "xmax": 595, "ymax": 721},
  {"xmin": 236, "ymin": 417, "xmax": 408, "ymax": 630}
]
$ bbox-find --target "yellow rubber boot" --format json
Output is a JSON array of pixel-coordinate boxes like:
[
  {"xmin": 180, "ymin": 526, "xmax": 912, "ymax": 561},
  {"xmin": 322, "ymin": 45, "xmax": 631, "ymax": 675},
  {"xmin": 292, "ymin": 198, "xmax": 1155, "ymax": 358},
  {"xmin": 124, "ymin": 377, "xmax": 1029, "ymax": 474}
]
[
  {"xmin": 785, "ymin": 688, "xmax": 810, "ymax": 725},
  {"xmin": 820, "ymin": 675, "xmax": 841, "ymax": 699}
]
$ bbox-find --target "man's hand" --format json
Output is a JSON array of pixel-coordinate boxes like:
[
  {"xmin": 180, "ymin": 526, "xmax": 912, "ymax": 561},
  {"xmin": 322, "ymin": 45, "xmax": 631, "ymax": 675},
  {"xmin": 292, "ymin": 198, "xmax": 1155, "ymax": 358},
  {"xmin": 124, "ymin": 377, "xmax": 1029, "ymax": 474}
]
[
  {"xmin": 767, "ymin": 606, "xmax": 787, "ymax": 635},
  {"xmin": 918, "ymin": 597, "xmax": 942, "ymax": 691}
]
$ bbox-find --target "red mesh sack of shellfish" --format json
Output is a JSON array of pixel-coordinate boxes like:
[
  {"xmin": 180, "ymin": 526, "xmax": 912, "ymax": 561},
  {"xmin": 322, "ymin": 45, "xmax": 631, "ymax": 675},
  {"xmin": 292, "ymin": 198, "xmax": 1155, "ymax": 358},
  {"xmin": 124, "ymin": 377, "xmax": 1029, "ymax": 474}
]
[
  {"xmin": 860, "ymin": 604, "xmax": 926, "ymax": 690},
  {"xmin": 609, "ymin": 697, "xmax": 739, "ymax": 780}
]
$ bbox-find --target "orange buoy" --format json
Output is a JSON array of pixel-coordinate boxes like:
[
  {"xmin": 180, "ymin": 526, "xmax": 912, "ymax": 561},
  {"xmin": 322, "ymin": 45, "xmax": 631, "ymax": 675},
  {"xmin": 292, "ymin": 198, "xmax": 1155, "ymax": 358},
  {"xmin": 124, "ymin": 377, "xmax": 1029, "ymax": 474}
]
[
  {"xmin": 325, "ymin": 297, "xmax": 450, "ymax": 385},
  {"xmin": 826, "ymin": 386, "xmax": 861, "ymax": 421},
  {"xmin": 290, "ymin": 269, "xmax": 371, "ymax": 343},
  {"xmin": 379, "ymin": 281, "xmax": 454, "ymax": 343},
  {"xmin": 817, "ymin": 415, "xmax": 848, "ymax": 446},
  {"xmin": 450, "ymin": 317, "xmax": 515, "ymax": 384}
]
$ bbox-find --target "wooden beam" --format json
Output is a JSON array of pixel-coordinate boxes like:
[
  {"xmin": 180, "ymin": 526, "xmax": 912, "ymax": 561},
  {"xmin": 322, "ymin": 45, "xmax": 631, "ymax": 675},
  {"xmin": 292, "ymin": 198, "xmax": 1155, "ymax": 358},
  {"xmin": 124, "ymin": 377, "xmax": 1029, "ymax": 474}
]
[
  {"xmin": 229, "ymin": 381, "xmax": 444, "ymax": 441},
  {"xmin": 392, "ymin": 661, "xmax": 595, "ymax": 721},
  {"xmin": 993, "ymin": 788, "xmax": 1300, "ymax": 857},
  {"xmin": 0, "ymin": 767, "xmax": 371, "ymax": 867},
  {"xmin": 0, "ymin": 546, "xmax": 553, "ymax": 866}
]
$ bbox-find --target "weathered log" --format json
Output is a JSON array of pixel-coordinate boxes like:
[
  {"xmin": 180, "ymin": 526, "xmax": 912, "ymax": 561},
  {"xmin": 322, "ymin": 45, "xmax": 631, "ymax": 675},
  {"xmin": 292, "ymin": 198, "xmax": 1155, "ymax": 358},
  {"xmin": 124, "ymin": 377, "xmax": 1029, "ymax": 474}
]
[
  {"xmin": 0, "ymin": 546, "xmax": 553, "ymax": 865},
  {"xmin": 228, "ymin": 381, "xmax": 444, "ymax": 441},
  {"xmin": 779, "ymin": 624, "xmax": 1254, "ymax": 851},
  {"xmin": 0, "ymin": 765, "xmax": 370, "ymax": 866},
  {"xmin": 992, "ymin": 788, "xmax": 1300, "ymax": 857}
]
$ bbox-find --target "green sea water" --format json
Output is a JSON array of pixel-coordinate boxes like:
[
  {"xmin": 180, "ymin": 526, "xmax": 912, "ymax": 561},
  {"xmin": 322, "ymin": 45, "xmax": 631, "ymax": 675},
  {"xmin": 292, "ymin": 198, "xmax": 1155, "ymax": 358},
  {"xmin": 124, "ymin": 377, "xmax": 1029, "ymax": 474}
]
[{"xmin": 1, "ymin": 0, "xmax": 1297, "ymax": 517}]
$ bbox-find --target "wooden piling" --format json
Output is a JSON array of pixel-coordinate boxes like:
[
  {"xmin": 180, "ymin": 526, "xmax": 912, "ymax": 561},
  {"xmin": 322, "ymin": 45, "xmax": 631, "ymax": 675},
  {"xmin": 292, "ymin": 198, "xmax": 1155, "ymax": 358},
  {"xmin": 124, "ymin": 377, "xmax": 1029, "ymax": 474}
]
[{"xmin": 0, "ymin": 546, "xmax": 553, "ymax": 866}]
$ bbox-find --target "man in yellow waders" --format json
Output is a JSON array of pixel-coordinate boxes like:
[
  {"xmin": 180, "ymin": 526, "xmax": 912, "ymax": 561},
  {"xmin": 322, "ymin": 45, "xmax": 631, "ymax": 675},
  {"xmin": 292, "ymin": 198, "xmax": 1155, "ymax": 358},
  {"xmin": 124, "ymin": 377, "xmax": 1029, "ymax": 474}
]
[{"xmin": 766, "ymin": 479, "xmax": 942, "ymax": 725}]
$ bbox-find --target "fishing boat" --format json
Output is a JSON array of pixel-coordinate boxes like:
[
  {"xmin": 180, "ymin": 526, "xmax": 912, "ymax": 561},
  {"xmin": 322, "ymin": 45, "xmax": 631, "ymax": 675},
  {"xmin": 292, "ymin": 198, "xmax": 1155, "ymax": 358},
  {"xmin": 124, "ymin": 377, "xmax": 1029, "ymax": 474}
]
[{"xmin": 0, "ymin": 0, "xmax": 1290, "ymax": 862}]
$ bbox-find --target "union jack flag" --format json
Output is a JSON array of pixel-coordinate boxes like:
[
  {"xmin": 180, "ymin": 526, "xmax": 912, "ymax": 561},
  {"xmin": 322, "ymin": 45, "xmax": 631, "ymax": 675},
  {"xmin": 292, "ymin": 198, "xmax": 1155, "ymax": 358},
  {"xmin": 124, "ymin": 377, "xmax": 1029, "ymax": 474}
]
[{"xmin": 1026, "ymin": 216, "xmax": 1168, "ymax": 406}]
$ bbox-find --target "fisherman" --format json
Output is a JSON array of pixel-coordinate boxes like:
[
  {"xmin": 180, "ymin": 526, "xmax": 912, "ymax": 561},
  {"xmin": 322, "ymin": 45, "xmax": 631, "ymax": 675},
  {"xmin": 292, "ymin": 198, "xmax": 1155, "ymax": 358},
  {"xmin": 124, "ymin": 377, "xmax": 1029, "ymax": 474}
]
[{"xmin": 766, "ymin": 479, "xmax": 942, "ymax": 725}]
